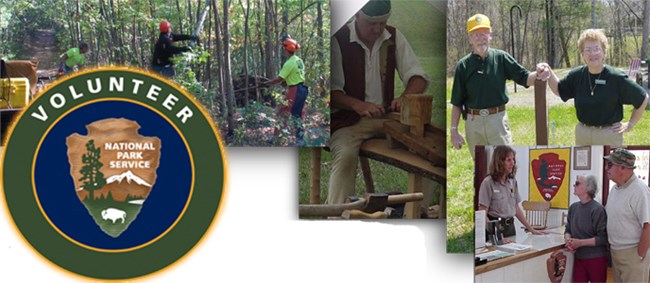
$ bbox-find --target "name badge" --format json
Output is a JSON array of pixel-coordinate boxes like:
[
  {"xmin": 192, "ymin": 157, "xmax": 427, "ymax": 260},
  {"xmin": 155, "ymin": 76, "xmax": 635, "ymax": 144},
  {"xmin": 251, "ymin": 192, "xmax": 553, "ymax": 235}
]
[
  {"xmin": 493, "ymin": 189, "xmax": 500, "ymax": 193},
  {"xmin": 595, "ymin": 79, "xmax": 606, "ymax": 85},
  {"xmin": 477, "ymin": 70, "xmax": 484, "ymax": 74}
]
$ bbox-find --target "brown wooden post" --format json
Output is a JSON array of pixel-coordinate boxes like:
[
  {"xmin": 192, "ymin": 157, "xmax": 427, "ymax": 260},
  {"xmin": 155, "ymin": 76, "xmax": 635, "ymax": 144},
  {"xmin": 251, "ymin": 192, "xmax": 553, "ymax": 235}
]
[
  {"xmin": 534, "ymin": 80, "xmax": 548, "ymax": 145},
  {"xmin": 359, "ymin": 157, "xmax": 375, "ymax": 193},
  {"xmin": 405, "ymin": 173, "xmax": 423, "ymax": 219},
  {"xmin": 310, "ymin": 148, "xmax": 321, "ymax": 204}
]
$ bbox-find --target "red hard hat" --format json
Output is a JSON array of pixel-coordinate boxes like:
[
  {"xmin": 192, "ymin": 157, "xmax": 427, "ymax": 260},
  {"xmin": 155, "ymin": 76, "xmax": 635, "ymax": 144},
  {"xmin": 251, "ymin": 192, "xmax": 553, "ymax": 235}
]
[
  {"xmin": 160, "ymin": 20, "xmax": 171, "ymax": 33},
  {"xmin": 283, "ymin": 38, "xmax": 300, "ymax": 52}
]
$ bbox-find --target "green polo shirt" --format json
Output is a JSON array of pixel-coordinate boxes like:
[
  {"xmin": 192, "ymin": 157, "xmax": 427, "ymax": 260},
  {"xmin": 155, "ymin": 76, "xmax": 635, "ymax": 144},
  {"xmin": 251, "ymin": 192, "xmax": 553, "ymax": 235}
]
[
  {"xmin": 279, "ymin": 55, "xmax": 305, "ymax": 86},
  {"xmin": 451, "ymin": 48, "xmax": 530, "ymax": 109},
  {"xmin": 558, "ymin": 65, "xmax": 647, "ymax": 126},
  {"xmin": 63, "ymin": 47, "xmax": 85, "ymax": 68}
]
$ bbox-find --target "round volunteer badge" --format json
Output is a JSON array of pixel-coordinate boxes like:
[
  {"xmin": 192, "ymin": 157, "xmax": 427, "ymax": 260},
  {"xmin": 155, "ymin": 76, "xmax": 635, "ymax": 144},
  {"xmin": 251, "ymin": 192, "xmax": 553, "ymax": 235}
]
[{"xmin": 1, "ymin": 67, "xmax": 226, "ymax": 279}]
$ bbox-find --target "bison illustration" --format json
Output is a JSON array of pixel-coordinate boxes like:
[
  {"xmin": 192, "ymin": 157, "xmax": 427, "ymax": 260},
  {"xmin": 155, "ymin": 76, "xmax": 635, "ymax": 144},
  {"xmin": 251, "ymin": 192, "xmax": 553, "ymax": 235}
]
[{"xmin": 101, "ymin": 208, "xmax": 126, "ymax": 224}]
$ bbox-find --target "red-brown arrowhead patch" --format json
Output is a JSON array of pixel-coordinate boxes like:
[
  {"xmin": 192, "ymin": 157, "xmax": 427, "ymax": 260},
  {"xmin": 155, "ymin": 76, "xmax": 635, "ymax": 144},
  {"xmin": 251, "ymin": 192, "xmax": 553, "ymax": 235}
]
[{"xmin": 531, "ymin": 153, "xmax": 566, "ymax": 201}]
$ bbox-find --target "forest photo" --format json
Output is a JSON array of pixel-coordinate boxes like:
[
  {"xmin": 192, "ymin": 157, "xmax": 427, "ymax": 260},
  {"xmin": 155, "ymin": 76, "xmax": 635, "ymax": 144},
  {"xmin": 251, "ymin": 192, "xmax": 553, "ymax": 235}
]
[{"xmin": 0, "ymin": 0, "xmax": 330, "ymax": 147}]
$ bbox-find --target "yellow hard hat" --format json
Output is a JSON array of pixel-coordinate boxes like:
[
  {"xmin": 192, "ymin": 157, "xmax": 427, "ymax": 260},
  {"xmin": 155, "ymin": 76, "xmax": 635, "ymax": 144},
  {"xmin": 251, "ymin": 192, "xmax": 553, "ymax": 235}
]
[{"xmin": 467, "ymin": 14, "xmax": 491, "ymax": 33}]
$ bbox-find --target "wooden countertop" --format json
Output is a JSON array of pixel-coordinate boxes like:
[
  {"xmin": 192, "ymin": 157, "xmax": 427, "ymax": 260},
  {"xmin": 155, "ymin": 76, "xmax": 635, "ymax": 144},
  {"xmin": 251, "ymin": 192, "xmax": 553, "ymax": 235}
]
[
  {"xmin": 475, "ymin": 228, "xmax": 567, "ymax": 275},
  {"xmin": 475, "ymin": 242, "xmax": 565, "ymax": 275}
]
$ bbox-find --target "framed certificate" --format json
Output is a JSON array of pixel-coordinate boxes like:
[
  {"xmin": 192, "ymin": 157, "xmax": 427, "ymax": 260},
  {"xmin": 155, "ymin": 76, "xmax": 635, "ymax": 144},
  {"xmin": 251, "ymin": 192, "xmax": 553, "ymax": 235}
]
[{"xmin": 573, "ymin": 146, "xmax": 591, "ymax": 170}]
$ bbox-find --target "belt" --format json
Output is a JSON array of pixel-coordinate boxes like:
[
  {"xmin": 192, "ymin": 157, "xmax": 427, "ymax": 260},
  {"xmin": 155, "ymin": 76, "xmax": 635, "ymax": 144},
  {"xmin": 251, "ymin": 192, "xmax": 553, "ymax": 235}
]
[
  {"xmin": 467, "ymin": 105, "xmax": 506, "ymax": 116},
  {"xmin": 579, "ymin": 122, "xmax": 612, "ymax": 129},
  {"xmin": 488, "ymin": 215, "xmax": 514, "ymax": 226}
]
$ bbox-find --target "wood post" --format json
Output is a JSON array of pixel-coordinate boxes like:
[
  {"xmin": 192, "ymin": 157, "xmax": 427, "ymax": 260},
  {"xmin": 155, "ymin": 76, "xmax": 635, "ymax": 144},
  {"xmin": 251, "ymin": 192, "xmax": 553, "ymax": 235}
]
[
  {"xmin": 359, "ymin": 157, "xmax": 375, "ymax": 193},
  {"xmin": 534, "ymin": 80, "xmax": 548, "ymax": 145},
  {"xmin": 405, "ymin": 173, "xmax": 423, "ymax": 218},
  {"xmin": 309, "ymin": 148, "xmax": 321, "ymax": 204}
]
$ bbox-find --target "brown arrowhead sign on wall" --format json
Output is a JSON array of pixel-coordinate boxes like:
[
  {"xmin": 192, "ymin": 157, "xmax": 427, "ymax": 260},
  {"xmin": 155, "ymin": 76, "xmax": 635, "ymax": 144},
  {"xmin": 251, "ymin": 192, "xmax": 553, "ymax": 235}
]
[
  {"xmin": 531, "ymin": 152, "xmax": 566, "ymax": 201},
  {"xmin": 66, "ymin": 118, "xmax": 161, "ymax": 237}
]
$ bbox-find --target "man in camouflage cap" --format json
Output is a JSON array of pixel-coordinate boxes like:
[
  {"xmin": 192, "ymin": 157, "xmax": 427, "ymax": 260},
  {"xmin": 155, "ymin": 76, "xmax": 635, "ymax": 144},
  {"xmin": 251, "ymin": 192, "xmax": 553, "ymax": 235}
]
[{"xmin": 604, "ymin": 148, "xmax": 650, "ymax": 282}]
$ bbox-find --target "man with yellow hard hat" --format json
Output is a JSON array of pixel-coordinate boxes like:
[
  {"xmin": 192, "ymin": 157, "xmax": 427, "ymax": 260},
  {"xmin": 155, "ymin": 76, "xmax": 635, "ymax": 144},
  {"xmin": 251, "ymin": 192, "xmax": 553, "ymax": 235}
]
[{"xmin": 450, "ymin": 14, "xmax": 550, "ymax": 158}]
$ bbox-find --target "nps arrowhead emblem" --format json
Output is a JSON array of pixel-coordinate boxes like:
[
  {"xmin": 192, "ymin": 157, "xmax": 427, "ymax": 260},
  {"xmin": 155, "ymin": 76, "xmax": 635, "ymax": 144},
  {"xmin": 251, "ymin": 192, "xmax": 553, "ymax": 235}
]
[
  {"xmin": 66, "ymin": 118, "xmax": 161, "ymax": 237},
  {"xmin": 531, "ymin": 153, "xmax": 566, "ymax": 201}
]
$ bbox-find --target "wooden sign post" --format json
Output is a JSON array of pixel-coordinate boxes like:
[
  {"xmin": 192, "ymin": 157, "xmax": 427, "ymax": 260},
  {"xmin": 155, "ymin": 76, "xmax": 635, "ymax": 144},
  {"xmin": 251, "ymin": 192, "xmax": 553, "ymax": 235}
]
[{"xmin": 534, "ymin": 80, "xmax": 548, "ymax": 145}]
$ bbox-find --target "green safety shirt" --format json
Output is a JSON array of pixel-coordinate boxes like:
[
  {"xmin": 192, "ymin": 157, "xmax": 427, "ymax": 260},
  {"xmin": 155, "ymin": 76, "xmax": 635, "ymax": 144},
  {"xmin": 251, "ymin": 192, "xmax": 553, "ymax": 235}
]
[
  {"xmin": 63, "ymin": 47, "xmax": 85, "ymax": 68},
  {"xmin": 451, "ymin": 48, "xmax": 530, "ymax": 109},
  {"xmin": 279, "ymin": 55, "xmax": 305, "ymax": 86},
  {"xmin": 558, "ymin": 65, "xmax": 647, "ymax": 126}
]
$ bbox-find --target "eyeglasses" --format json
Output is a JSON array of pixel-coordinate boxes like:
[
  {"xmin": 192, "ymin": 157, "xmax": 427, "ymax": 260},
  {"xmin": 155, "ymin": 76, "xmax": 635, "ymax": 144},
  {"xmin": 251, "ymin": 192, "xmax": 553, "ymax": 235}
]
[
  {"xmin": 583, "ymin": 47, "xmax": 602, "ymax": 54},
  {"xmin": 607, "ymin": 162, "xmax": 619, "ymax": 169},
  {"xmin": 574, "ymin": 180, "xmax": 581, "ymax": 186},
  {"xmin": 470, "ymin": 31, "xmax": 490, "ymax": 39}
]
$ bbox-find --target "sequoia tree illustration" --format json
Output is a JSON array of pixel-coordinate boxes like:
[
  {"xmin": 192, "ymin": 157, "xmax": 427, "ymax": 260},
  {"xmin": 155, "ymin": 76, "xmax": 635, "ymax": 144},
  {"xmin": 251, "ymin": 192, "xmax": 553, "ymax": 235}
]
[
  {"xmin": 78, "ymin": 139, "xmax": 106, "ymax": 200},
  {"xmin": 537, "ymin": 159, "xmax": 552, "ymax": 189}
]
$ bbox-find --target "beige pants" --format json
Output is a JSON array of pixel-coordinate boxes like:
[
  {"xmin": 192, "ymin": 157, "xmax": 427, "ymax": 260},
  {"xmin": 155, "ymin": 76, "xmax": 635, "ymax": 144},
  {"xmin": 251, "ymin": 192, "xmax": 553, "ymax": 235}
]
[
  {"xmin": 611, "ymin": 246, "xmax": 650, "ymax": 283},
  {"xmin": 465, "ymin": 111, "xmax": 512, "ymax": 158},
  {"xmin": 327, "ymin": 117, "xmax": 435, "ymax": 209},
  {"xmin": 575, "ymin": 123, "xmax": 623, "ymax": 145}
]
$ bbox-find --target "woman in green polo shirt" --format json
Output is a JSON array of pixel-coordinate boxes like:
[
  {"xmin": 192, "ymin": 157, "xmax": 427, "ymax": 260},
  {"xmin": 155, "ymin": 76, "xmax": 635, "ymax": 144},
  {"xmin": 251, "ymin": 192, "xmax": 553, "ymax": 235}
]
[
  {"xmin": 263, "ymin": 37, "xmax": 308, "ymax": 144},
  {"xmin": 547, "ymin": 29, "xmax": 648, "ymax": 145}
]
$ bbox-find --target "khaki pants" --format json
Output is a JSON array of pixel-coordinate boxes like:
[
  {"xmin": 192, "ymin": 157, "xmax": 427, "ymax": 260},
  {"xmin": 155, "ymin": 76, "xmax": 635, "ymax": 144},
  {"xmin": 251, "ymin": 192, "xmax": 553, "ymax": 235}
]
[
  {"xmin": 575, "ymin": 123, "xmax": 623, "ymax": 146},
  {"xmin": 465, "ymin": 111, "xmax": 512, "ymax": 158},
  {"xmin": 611, "ymin": 246, "xmax": 650, "ymax": 283},
  {"xmin": 327, "ymin": 117, "xmax": 435, "ymax": 209}
]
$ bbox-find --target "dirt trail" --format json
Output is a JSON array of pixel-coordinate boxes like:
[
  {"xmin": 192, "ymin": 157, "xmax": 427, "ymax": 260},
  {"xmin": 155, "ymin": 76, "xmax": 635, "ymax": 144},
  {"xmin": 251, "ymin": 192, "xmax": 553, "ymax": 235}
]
[{"xmin": 20, "ymin": 29, "xmax": 60, "ymax": 77}]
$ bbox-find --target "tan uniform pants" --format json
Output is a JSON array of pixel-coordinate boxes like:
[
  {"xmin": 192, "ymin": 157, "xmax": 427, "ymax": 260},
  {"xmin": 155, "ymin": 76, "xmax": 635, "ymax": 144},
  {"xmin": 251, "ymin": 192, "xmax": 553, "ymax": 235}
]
[
  {"xmin": 465, "ymin": 111, "xmax": 512, "ymax": 158},
  {"xmin": 575, "ymin": 123, "xmax": 623, "ymax": 146},
  {"xmin": 327, "ymin": 117, "xmax": 435, "ymax": 209},
  {"xmin": 611, "ymin": 246, "xmax": 650, "ymax": 283}
]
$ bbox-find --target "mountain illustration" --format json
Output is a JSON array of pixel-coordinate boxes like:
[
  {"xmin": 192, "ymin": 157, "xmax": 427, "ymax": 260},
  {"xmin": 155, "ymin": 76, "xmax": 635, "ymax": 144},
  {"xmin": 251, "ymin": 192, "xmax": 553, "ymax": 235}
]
[
  {"xmin": 77, "ymin": 170, "xmax": 152, "ymax": 202},
  {"xmin": 106, "ymin": 170, "xmax": 152, "ymax": 187}
]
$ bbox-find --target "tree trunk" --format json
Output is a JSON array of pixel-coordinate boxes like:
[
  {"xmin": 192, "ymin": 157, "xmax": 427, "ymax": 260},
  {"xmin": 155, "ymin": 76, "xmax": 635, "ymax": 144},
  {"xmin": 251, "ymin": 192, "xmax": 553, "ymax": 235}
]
[
  {"xmin": 264, "ymin": 0, "xmax": 274, "ymax": 78},
  {"xmin": 222, "ymin": 0, "xmax": 236, "ymax": 140},
  {"xmin": 241, "ymin": 0, "xmax": 250, "ymax": 107},
  {"xmin": 212, "ymin": 0, "xmax": 227, "ymax": 122},
  {"xmin": 642, "ymin": 0, "xmax": 650, "ymax": 59}
]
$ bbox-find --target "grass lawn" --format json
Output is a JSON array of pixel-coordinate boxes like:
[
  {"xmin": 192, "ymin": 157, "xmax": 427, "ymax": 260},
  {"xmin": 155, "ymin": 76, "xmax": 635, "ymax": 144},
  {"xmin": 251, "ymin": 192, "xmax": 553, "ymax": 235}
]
[
  {"xmin": 445, "ymin": 68, "xmax": 650, "ymax": 253},
  {"xmin": 298, "ymin": 1, "xmax": 446, "ymax": 213}
]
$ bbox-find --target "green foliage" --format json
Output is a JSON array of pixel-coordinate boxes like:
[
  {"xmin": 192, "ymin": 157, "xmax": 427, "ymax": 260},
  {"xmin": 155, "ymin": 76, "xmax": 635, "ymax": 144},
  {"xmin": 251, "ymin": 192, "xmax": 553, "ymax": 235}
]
[{"xmin": 79, "ymin": 139, "xmax": 106, "ymax": 201}]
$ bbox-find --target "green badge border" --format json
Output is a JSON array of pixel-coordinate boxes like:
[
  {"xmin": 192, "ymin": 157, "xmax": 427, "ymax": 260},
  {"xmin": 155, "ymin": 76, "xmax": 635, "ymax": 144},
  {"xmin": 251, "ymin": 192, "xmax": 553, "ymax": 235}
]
[{"xmin": 1, "ymin": 67, "xmax": 226, "ymax": 280}]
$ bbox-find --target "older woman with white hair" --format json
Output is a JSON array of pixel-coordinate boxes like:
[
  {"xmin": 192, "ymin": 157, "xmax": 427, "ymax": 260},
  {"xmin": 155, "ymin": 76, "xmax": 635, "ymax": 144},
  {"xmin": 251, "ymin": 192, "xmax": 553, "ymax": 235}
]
[
  {"xmin": 547, "ymin": 29, "xmax": 648, "ymax": 145},
  {"xmin": 564, "ymin": 174, "xmax": 608, "ymax": 282}
]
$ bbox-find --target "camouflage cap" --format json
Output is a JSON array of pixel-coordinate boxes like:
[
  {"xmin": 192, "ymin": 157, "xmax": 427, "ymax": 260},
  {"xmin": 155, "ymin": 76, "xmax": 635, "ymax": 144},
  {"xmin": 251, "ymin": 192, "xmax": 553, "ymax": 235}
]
[
  {"xmin": 359, "ymin": 0, "xmax": 391, "ymax": 23},
  {"xmin": 604, "ymin": 148, "xmax": 637, "ymax": 169}
]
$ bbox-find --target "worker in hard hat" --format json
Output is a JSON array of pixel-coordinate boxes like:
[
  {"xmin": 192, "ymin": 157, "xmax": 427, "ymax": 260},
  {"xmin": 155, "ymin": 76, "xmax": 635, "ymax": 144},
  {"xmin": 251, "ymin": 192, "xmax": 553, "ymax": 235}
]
[
  {"xmin": 263, "ymin": 37, "xmax": 308, "ymax": 145},
  {"xmin": 151, "ymin": 20, "xmax": 198, "ymax": 77}
]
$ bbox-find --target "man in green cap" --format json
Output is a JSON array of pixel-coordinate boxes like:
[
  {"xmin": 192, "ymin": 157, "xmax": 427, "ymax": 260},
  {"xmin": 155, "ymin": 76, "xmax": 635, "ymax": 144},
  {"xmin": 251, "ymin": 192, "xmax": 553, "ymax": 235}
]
[
  {"xmin": 328, "ymin": 0, "xmax": 434, "ymax": 215},
  {"xmin": 450, "ymin": 13, "xmax": 550, "ymax": 158},
  {"xmin": 604, "ymin": 148, "xmax": 650, "ymax": 282}
]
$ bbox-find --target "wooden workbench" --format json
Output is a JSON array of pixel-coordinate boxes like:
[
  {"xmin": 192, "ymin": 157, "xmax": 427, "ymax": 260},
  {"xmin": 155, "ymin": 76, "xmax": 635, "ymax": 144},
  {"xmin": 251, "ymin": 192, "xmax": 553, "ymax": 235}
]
[
  {"xmin": 308, "ymin": 136, "xmax": 447, "ymax": 219},
  {"xmin": 359, "ymin": 138, "xmax": 446, "ymax": 218}
]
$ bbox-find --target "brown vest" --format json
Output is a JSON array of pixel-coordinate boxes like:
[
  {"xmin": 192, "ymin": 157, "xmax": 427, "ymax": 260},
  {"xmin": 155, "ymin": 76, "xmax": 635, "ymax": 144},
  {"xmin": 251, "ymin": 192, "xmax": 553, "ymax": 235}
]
[{"xmin": 331, "ymin": 24, "xmax": 396, "ymax": 133}]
